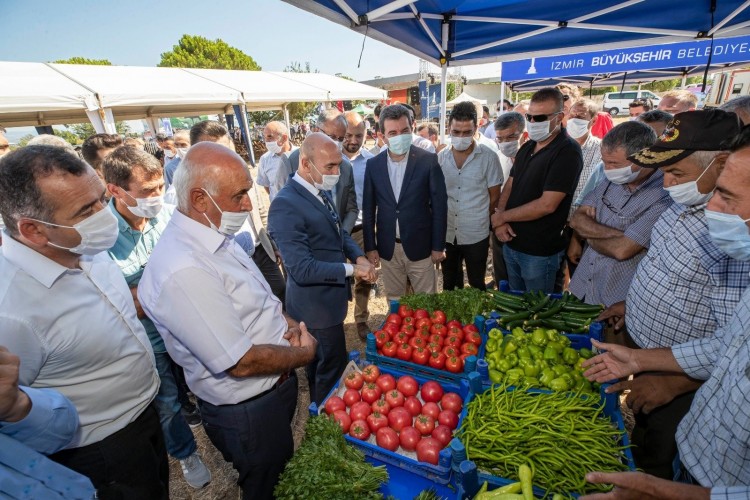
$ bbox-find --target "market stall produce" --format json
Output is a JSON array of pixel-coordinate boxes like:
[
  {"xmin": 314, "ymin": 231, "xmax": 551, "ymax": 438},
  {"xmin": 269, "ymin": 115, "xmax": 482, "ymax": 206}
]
[{"xmin": 488, "ymin": 290, "xmax": 602, "ymax": 333}]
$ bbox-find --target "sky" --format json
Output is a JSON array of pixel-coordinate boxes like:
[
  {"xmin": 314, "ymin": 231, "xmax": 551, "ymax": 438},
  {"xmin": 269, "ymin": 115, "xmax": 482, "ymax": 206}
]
[{"xmin": 0, "ymin": 0, "xmax": 499, "ymax": 81}]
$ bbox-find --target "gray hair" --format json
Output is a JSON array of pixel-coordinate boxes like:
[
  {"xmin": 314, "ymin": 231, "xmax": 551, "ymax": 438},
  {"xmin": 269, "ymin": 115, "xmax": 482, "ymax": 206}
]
[
  {"xmin": 27, "ymin": 134, "xmax": 75, "ymax": 152},
  {"xmin": 494, "ymin": 112, "xmax": 526, "ymax": 132},
  {"xmin": 317, "ymin": 109, "xmax": 345, "ymax": 130},
  {"xmin": 689, "ymin": 149, "xmax": 725, "ymax": 170},
  {"xmin": 265, "ymin": 120, "xmax": 289, "ymax": 137},
  {"xmin": 601, "ymin": 121, "xmax": 657, "ymax": 157},
  {"xmin": 571, "ymin": 99, "xmax": 600, "ymax": 119},
  {"xmin": 378, "ymin": 104, "xmax": 413, "ymax": 133},
  {"xmin": 720, "ymin": 96, "xmax": 750, "ymax": 125},
  {"xmin": 172, "ymin": 150, "xmax": 219, "ymax": 211}
]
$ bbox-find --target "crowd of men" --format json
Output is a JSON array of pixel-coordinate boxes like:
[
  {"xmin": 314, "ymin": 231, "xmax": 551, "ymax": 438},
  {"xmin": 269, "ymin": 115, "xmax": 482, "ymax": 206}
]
[{"xmin": 1, "ymin": 86, "xmax": 750, "ymax": 499}]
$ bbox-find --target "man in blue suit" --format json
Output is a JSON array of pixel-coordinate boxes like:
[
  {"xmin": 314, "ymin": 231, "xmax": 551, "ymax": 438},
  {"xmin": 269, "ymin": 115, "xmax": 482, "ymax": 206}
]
[
  {"xmin": 268, "ymin": 133, "xmax": 378, "ymax": 405},
  {"xmin": 363, "ymin": 104, "xmax": 448, "ymax": 301}
]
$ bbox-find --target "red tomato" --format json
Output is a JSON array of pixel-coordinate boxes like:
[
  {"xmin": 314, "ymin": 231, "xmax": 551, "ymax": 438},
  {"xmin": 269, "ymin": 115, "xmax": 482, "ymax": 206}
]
[
  {"xmin": 374, "ymin": 330, "xmax": 389, "ymax": 350},
  {"xmin": 344, "ymin": 372, "xmax": 364, "ymax": 391},
  {"xmin": 446, "ymin": 356, "xmax": 464, "ymax": 374},
  {"xmin": 324, "ymin": 396, "xmax": 346, "ymax": 415},
  {"xmin": 396, "ymin": 343, "xmax": 412, "ymax": 361},
  {"xmin": 438, "ymin": 409, "xmax": 459, "ymax": 430},
  {"xmin": 371, "ymin": 398, "xmax": 391, "ymax": 415},
  {"xmin": 362, "ymin": 364, "xmax": 380, "ymax": 383},
  {"xmin": 428, "ymin": 334, "xmax": 444, "ymax": 346},
  {"xmin": 428, "ymin": 351, "xmax": 447, "ymax": 370},
  {"xmin": 396, "ymin": 375, "xmax": 419, "ymax": 397},
  {"xmin": 398, "ymin": 305, "xmax": 414, "ymax": 318},
  {"xmin": 403, "ymin": 396, "xmax": 422, "ymax": 417},
  {"xmin": 430, "ymin": 310, "xmax": 447, "ymax": 325},
  {"xmin": 431, "ymin": 424, "xmax": 453, "ymax": 447},
  {"xmin": 385, "ymin": 389, "xmax": 405, "ymax": 408},
  {"xmin": 461, "ymin": 342, "xmax": 478, "ymax": 356},
  {"xmin": 402, "ymin": 316, "xmax": 415, "ymax": 326},
  {"xmin": 440, "ymin": 392, "xmax": 463, "ymax": 414},
  {"xmin": 463, "ymin": 324, "xmax": 479, "ymax": 334},
  {"xmin": 430, "ymin": 323, "xmax": 447, "ymax": 336},
  {"xmin": 349, "ymin": 419, "xmax": 371, "ymax": 440},
  {"xmin": 388, "ymin": 407, "xmax": 412, "ymax": 432},
  {"xmin": 350, "ymin": 401, "xmax": 372, "ymax": 421},
  {"xmin": 361, "ymin": 383, "xmax": 383, "ymax": 404},
  {"xmin": 375, "ymin": 374, "xmax": 396, "ymax": 393},
  {"xmin": 331, "ymin": 410, "xmax": 351, "ymax": 433},
  {"xmin": 422, "ymin": 402, "xmax": 440, "ymax": 420},
  {"xmin": 366, "ymin": 411, "xmax": 389, "ymax": 433},
  {"xmin": 399, "ymin": 426, "xmax": 421, "ymax": 451},
  {"xmin": 343, "ymin": 388, "xmax": 361, "ymax": 407},
  {"xmin": 415, "ymin": 317, "xmax": 432, "ymax": 331},
  {"xmin": 446, "ymin": 320, "xmax": 462, "ymax": 330},
  {"xmin": 426, "ymin": 342, "xmax": 443, "ymax": 354},
  {"xmin": 400, "ymin": 324, "xmax": 415, "ymax": 336},
  {"xmin": 394, "ymin": 332, "xmax": 409, "ymax": 345},
  {"xmin": 409, "ymin": 337, "xmax": 426, "ymax": 349},
  {"xmin": 444, "ymin": 335, "xmax": 462, "ymax": 348},
  {"xmin": 414, "ymin": 414, "xmax": 436, "ymax": 435},
  {"xmin": 442, "ymin": 346, "xmax": 458, "ymax": 358},
  {"xmin": 376, "ymin": 426, "xmax": 400, "ymax": 451},
  {"xmin": 411, "ymin": 347, "xmax": 429, "ymax": 365},
  {"xmin": 414, "ymin": 309, "xmax": 429, "ymax": 320},
  {"xmin": 383, "ymin": 323, "xmax": 399, "ymax": 337},
  {"xmin": 386, "ymin": 313, "xmax": 402, "ymax": 325},
  {"xmin": 381, "ymin": 341, "xmax": 398, "ymax": 358},
  {"xmin": 465, "ymin": 330, "xmax": 482, "ymax": 346},
  {"xmin": 416, "ymin": 437, "xmax": 443, "ymax": 464},
  {"xmin": 420, "ymin": 380, "xmax": 444, "ymax": 403},
  {"xmin": 447, "ymin": 325, "xmax": 464, "ymax": 340},
  {"xmin": 416, "ymin": 328, "xmax": 431, "ymax": 340}
]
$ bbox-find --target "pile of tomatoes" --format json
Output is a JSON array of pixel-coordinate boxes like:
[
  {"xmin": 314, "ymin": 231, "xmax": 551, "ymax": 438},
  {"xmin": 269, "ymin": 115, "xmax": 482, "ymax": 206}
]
[
  {"xmin": 323, "ymin": 364, "xmax": 464, "ymax": 465},
  {"xmin": 372, "ymin": 305, "xmax": 483, "ymax": 374}
]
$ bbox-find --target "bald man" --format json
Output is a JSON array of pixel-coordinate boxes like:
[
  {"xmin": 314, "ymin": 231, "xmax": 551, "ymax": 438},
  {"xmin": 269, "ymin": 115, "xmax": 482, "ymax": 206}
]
[
  {"xmin": 268, "ymin": 133, "xmax": 377, "ymax": 405},
  {"xmin": 163, "ymin": 130, "xmax": 191, "ymax": 187},
  {"xmin": 257, "ymin": 121, "xmax": 295, "ymax": 201},
  {"xmin": 139, "ymin": 142, "xmax": 316, "ymax": 500}
]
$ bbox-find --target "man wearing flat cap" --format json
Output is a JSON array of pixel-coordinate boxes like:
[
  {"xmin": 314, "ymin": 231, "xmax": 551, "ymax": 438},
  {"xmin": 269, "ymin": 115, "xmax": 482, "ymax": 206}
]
[{"xmin": 599, "ymin": 109, "xmax": 750, "ymax": 479}]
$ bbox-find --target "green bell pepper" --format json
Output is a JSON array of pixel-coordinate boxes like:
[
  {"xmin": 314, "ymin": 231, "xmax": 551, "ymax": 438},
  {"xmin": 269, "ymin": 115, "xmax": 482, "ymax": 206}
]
[
  {"xmin": 539, "ymin": 368, "xmax": 556, "ymax": 386},
  {"xmin": 579, "ymin": 347, "xmax": 594, "ymax": 359},
  {"xmin": 543, "ymin": 346, "xmax": 560, "ymax": 363},
  {"xmin": 562, "ymin": 347, "xmax": 579, "ymax": 365},
  {"xmin": 531, "ymin": 329, "xmax": 548, "ymax": 347},
  {"xmin": 488, "ymin": 328, "xmax": 504, "ymax": 341},
  {"xmin": 549, "ymin": 376, "xmax": 571, "ymax": 391},
  {"xmin": 485, "ymin": 338, "xmax": 499, "ymax": 353},
  {"xmin": 489, "ymin": 369, "xmax": 504, "ymax": 384},
  {"xmin": 505, "ymin": 368, "xmax": 524, "ymax": 384}
]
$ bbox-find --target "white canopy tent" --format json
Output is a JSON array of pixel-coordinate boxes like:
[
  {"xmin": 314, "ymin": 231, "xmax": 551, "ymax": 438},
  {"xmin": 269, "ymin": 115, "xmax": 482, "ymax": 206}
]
[{"xmin": 445, "ymin": 91, "xmax": 487, "ymax": 108}]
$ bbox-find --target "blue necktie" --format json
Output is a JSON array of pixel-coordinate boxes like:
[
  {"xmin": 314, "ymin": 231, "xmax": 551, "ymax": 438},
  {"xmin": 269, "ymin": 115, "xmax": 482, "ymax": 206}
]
[{"xmin": 319, "ymin": 190, "xmax": 340, "ymax": 229}]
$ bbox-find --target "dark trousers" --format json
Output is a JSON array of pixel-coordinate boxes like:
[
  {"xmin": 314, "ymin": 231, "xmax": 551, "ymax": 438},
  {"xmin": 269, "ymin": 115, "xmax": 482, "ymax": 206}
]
[
  {"xmin": 49, "ymin": 404, "xmax": 169, "ymax": 500},
  {"xmin": 631, "ymin": 389, "xmax": 697, "ymax": 479},
  {"xmin": 308, "ymin": 323, "xmax": 348, "ymax": 406},
  {"xmin": 198, "ymin": 374, "xmax": 298, "ymax": 500},
  {"xmin": 253, "ymin": 244, "xmax": 286, "ymax": 306},
  {"xmin": 443, "ymin": 237, "xmax": 489, "ymax": 290},
  {"xmin": 490, "ymin": 232, "xmax": 508, "ymax": 285}
]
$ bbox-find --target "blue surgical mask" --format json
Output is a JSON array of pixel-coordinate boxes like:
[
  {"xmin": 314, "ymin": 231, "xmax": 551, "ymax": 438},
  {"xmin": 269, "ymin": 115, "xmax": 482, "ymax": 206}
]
[
  {"xmin": 387, "ymin": 134, "xmax": 412, "ymax": 155},
  {"xmin": 705, "ymin": 209, "xmax": 750, "ymax": 261}
]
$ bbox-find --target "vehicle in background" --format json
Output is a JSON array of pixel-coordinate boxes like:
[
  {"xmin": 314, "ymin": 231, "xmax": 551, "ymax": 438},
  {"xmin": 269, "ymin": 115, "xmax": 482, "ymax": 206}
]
[
  {"xmin": 602, "ymin": 90, "xmax": 661, "ymax": 116},
  {"xmin": 704, "ymin": 68, "xmax": 750, "ymax": 107}
]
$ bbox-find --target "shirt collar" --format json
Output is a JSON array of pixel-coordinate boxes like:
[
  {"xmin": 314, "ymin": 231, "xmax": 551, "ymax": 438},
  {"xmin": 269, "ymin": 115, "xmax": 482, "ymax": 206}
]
[
  {"xmin": 170, "ymin": 209, "xmax": 226, "ymax": 254},
  {"xmin": 293, "ymin": 172, "xmax": 322, "ymax": 198},
  {"xmin": 1, "ymin": 231, "xmax": 81, "ymax": 288},
  {"xmin": 108, "ymin": 198, "xmax": 159, "ymax": 235}
]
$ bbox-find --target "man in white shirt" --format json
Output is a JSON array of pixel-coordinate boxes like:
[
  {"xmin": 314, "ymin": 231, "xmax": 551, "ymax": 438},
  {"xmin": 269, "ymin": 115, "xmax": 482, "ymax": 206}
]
[
  {"xmin": 0, "ymin": 145, "xmax": 166, "ymax": 498},
  {"xmin": 257, "ymin": 121, "xmax": 296, "ymax": 200},
  {"xmin": 138, "ymin": 142, "xmax": 317, "ymax": 500}
]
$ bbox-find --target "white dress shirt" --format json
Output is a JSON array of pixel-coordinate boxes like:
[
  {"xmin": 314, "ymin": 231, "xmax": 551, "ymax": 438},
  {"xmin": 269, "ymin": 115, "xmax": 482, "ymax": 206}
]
[
  {"xmin": 0, "ymin": 234, "xmax": 158, "ymax": 448},
  {"xmin": 386, "ymin": 152, "xmax": 409, "ymax": 238},
  {"xmin": 138, "ymin": 210, "xmax": 290, "ymax": 406}
]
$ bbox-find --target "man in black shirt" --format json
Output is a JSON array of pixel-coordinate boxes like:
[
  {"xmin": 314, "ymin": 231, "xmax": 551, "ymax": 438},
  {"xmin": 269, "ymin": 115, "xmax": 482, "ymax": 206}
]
[{"xmin": 491, "ymin": 87, "xmax": 583, "ymax": 293}]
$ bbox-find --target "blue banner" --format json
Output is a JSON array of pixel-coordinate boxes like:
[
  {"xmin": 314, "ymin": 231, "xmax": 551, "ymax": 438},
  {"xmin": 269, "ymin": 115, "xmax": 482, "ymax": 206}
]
[
  {"xmin": 419, "ymin": 81, "xmax": 442, "ymax": 120},
  {"xmin": 502, "ymin": 34, "xmax": 750, "ymax": 82}
]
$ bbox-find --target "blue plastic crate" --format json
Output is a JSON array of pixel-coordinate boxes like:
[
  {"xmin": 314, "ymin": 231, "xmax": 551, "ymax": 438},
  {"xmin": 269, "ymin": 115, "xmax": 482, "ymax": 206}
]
[
  {"xmin": 454, "ymin": 385, "xmax": 635, "ymax": 499},
  {"xmin": 309, "ymin": 353, "xmax": 485, "ymax": 485},
  {"xmin": 373, "ymin": 458, "xmax": 461, "ymax": 499}
]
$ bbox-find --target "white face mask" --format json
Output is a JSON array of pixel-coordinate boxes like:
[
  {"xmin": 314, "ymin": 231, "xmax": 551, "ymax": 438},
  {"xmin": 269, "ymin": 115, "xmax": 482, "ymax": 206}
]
[
  {"xmin": 604, "ymin": 164, "xmax": 641, "ymax": 185},
  {"xmin": 705, "ymin": 209, "xmax": 750, "ymax": 260},
  {"xmin": 387, "ymin": 133, "xmax": 413, "ymax": 155},
  {"xmin": 29, "ymin": 207, "xmax": 119, "ymax": 256},
  {"xmin": 202, "ymin": 189, "xmax": 248, "ymax": 236},
  {"xmin": 176, "ymin": 147, "xmax": 189, "ymax": 159},
  {"xmin": 265, "ymin": 140, "xmax": 282, "ymax": 155},
  {"xmin": 526, "ymin": 115, "xmax": 559, "ymax": 142},
  {"xmin": 122, "ymin": 191, "xmax": 164, "ymax": 219},
  {"xmin": 451, "ymin": 136, "xmax": 473, "ymax": 152},
  {"xmin": 664, "ymin": 159, "xmax": 715, "ymax": 206},
  {"xmin": 566, "ymin": 118, "xmax": 590, "ymax": 139},
  {"xmin": 309, "ymin": 160, "xmax": 339, "ymax": 191},
  {"xmin": 498, "ymin": 140, "xmax": 520, "ymax": 158},
  {"xmin": 164, "ymin": 149, "xmax": 176, "ymax": 160}
]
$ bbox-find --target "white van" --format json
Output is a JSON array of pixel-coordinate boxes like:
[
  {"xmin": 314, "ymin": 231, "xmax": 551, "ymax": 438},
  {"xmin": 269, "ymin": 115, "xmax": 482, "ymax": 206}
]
[{"xmin": 602, "ymin": 90, "xmax": 661, "ymax": 116}]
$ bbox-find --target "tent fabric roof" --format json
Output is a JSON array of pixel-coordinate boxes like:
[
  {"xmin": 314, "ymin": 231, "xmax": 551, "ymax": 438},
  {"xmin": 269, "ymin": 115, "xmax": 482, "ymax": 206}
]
[
  {"xmin": 446, "ymin": 91, "xmax": 486, "ymax": 106},
  {"xmin": 282, "ymin": 1, "xmax": 750, "ymax": 67}
]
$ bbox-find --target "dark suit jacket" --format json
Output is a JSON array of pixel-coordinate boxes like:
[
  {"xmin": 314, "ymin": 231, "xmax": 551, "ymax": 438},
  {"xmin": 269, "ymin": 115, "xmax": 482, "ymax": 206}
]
[
  {"xmin": 268, "ymin": 178, "xmax": 364, "ymax": 329},
  {"xmin": 362, "ymin": 146, "xmax": 448, "ymax": 262},
  {"xmin": 286, "ymin": 149, "xmax": 358, "ymax": 234}
]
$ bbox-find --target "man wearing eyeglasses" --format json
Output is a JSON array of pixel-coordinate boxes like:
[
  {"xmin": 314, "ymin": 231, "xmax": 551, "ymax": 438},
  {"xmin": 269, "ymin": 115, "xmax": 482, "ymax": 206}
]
[
  {"xmin": 568, "ymin": 121, "xmax": 672, "ymax": 309},
  {"xmin": 490, "ymin": 87, "xmax": 582, "ymax": 293}
]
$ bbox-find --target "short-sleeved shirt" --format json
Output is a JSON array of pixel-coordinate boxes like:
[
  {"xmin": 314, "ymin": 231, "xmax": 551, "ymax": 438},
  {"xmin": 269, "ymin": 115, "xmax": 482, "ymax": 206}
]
[
  {"xmin": 349, "ymin": 148, "xmax": 375, "ymax": 224},
  {"xmin": 107, "ymin": 200, "xmax": 174, "ymax": 353},
  {"xmin": 256, "ymin": 148, "xmax": 296, "ymax": 200},
  {"xmin": 570, "ymin": 134, "xmax": 602, "ymax": 217},
  {"xmin": 505, "ymin": 129, "xmax": 583, "ymax": 256},
  {"xmin": 138, "ymin": 210, "xmax": 289, "ymax": 406},
  {"xmin": 439, "ymin": 142, "xmax": 503, "ymax": 245},
  {"xmin": 568, "ymin": 170, "xmax": 672, "ymax": 306},
  {"xmin": 627, "ymin": 203, "xmax": 750, "ymax": 348}
]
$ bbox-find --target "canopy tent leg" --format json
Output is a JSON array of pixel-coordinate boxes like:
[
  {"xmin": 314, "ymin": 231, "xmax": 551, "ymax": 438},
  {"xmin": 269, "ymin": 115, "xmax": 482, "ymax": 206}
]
[
  {"xmin": 498, "ymin": 62, "xmax": 505, "ymax": 116},
  {"xmin": 637, "ymin": 82, "xmax": 642, "ymax": 91},
  {"xmin": 144, "ymin": 116, "xmax": 161, "ymax": 137},
  {"xmin": 439, "ymin": 64, "xmax": 448, "ymax": 143},
  {"xmin": 620, "ymin": 72, "xmax": 628, "ymax": 92},
  {"xmin": 233, "ymin": 104, "xmax": 255, "ymax": 167},
  {"xmin": 283, "ymin": 104, "xmax": 291, "ymax": 133},
  {"xmin": 86, "ymin": 108, "xmax": 116, "ymax": 134},
  {"xmin": 681, "ymin": 72, "xmax": 688, "ymax": 88}
]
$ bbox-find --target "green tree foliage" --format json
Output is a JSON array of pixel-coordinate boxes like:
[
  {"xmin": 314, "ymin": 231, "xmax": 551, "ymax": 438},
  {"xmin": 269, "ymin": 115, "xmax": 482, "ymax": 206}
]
[
  {"xmin": 53, "ymin": 57, "xmax": 112, "ymax": 65},
  {"xmin": 54, "ymin": 129, "xmax": 82, "ymax": 145},
  {"xmin": 639, "ymin": 76, "xmax": 705, "ymax": 92},
  {"xmin": 248, "ymin": 111, "xmax": 281, "ymax": 127},
  {"xmin": 284, "ymin": 62, "xmax": 321, "ymax": 123},
  {"xmin": 67, "ymin": 121, "xmax": 130, "ymax": 141},
  {"xmin": 17, "ymin": 134, "xmax": 35, "ymax": 147},
  {"xmin": 158, "ymin": 35, "xmax": 261, "ymax": 71}
]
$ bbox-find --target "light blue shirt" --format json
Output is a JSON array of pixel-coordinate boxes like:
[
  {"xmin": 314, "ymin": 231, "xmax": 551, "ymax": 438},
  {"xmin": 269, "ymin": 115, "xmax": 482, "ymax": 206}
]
[
  {"xmin": 107, "ymin": 200, "xmax": 174, "ymax": 353},
  {"xmin": 0, "ymin": 386, "xmax": 95, "ymax": 498},
  {"xmin": 347, "ymin": 148, "xmax": 375, "ymax": 224},
  {"xmin": 574, "ymin": 161, "xmax": 605, "ymax": 206},
  {"xmin": 164, "ymin": 157, "xmax": 181, "ymax": 187}
]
